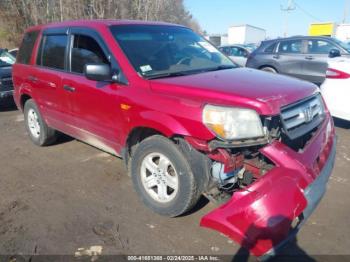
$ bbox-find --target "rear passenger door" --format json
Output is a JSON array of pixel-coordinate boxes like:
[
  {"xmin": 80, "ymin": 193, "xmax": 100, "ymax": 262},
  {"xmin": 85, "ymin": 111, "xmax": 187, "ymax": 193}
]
[
  {"xmin": 61, "ymin": 28, "xmax": 125, "ymax": 155},
  {"xmin": 275, "ymin": 39, "xmax": 306, "ymax": 80},
  {"xmin": 304, "ymin": 39, "xmax": 334, "ymax": 85},
  {"xmin": 34, "ymin": 28, "xmax": 73, "ymax": 129}
]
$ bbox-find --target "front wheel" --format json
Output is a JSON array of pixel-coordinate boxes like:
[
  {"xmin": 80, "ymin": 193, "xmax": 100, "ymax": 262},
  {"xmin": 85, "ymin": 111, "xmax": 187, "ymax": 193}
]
[{"xmin": 130, "ymin": 135, "xmax": 201, "ymax": 217}]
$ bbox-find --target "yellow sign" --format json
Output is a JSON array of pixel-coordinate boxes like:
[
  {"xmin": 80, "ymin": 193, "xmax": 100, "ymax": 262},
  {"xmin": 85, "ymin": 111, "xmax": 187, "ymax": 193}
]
[{"xmin": 309, "ymin": 23, "xmax": 335, "ymax": 36}]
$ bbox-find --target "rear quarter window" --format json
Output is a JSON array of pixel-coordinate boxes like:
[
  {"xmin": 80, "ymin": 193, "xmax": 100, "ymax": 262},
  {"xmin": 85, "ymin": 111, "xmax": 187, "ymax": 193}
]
[{"xmin": 17, "ymin": 30, "xmax": 40, "ymax": 64}]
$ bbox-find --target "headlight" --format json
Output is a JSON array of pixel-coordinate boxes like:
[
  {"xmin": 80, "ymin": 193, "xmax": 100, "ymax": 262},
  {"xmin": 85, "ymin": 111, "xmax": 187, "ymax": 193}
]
[{"xmin": 203, "ymin": 105, "xmax": 264, "ymax": 141}]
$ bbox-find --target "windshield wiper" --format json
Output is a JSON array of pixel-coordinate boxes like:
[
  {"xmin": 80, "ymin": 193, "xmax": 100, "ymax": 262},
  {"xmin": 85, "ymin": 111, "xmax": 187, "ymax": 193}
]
[
  {"xmin": 144, "ymin": 65, "xmax": 236, "ymax": 80},
  {"xmin": 202, "ymin": 65, "xmax": 236, "ymax": 72},
  {"xmin": 145, "ymin": 71, "xmax": 191, "ymax": 80}
]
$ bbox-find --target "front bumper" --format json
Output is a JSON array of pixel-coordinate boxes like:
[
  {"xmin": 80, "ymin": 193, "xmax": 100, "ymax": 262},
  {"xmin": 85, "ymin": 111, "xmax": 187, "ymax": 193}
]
[
  {"xmin": 200, "ymin": 114, "xmax": 336, "ymax": 258},
  {"xmin": 0, "ymin": 90, "xmax": 13, "ymax": 99},
  {"xmin": 261, "ymin": 135, "xmax": 336, "ymax": 260}
]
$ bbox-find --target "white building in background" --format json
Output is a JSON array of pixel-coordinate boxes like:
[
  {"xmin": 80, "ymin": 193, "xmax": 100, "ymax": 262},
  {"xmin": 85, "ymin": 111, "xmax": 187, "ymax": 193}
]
[
  {"xmin": 228, "ymin": 24, "xmax": 266, "ymax": 45},
  {"xmin": 336, "ymin": 24, "xmax": 350, "ymax": 42},
  {"xmin": 204, "ymin": 34, "xmax": 228, "ymax": 46}
]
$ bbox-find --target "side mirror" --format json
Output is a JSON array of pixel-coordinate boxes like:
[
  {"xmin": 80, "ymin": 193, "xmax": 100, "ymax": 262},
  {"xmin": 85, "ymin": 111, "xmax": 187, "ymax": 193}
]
[
  {"xmin": 84, "ymin": 63, "xmax": 112, "ymax": 82},
  {"xmin": 329, "ymin": 49, "xmax": 341, "ymax": 58}
]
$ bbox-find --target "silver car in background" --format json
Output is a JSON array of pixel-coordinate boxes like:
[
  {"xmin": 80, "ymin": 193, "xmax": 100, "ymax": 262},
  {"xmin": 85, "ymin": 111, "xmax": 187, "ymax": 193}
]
[
  {"xmin": 218, "ymin": 44, "xmax": 255, "ymax": 67},
  {"xmin": 246, "ymin": 36, "xmax": 350, "ymax": 85}
]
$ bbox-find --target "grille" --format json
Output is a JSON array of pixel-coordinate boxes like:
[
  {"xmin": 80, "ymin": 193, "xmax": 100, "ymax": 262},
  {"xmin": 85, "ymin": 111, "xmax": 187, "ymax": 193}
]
[
  {"xmin": 280, "ymin": 94, "xmax": 325, "ymax": 140},
  {"xmin": 0, "ymin": 77, "xmax": 13, "ymax": 91}
]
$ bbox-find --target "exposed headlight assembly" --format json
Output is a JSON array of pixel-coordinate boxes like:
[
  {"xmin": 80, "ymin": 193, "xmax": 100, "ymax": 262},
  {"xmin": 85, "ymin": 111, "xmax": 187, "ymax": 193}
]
[{"xmin": 203, "ymin": 105, "xmax": 264, "ymax": 141}]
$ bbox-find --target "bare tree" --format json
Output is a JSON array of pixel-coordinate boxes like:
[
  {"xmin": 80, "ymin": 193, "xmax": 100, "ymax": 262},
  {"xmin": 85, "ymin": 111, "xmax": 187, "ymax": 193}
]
[{"xmin": 0, "ymin": 0, "xmax": 202, "ymax": 47}]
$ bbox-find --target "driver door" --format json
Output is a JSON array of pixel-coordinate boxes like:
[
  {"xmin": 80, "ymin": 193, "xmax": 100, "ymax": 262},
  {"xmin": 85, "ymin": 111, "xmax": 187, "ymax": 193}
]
[
  {"xmin": 303, "ymin": 39, "xmax": 333, "ymax": 85},
  {"xmin": 61, "ymin": 28, "xmax": 124, "ymax": 155}
]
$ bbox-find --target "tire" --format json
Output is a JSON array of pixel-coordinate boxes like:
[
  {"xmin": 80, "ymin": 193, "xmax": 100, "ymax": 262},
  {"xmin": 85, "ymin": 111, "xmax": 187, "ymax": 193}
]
[
  {"xmin": 130, "ymin": 135, "xmax": 202, "ymax": 217},
  {"xmin": 260, "ymin": 66, "xmax": 277, "ymax": 73},
  {"xmin": 24, "ymin": 99, "xmax": 57, "ymax": 146}
]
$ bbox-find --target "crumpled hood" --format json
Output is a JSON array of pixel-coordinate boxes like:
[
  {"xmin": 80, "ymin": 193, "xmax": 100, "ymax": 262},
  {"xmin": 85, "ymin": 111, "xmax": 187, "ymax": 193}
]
[{"xmin": 150, "ymin": 68, "xmax": 318, "ymax": 115}]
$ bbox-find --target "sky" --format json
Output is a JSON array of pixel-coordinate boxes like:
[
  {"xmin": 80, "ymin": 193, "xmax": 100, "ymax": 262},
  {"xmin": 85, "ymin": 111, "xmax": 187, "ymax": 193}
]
[{"xmin": 184, "ymin": 0, "xmax": 349, "ymax": 38}]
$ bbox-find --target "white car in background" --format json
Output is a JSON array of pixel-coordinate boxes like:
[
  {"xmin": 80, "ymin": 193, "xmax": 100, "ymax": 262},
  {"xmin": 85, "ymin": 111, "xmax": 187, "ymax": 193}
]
[
  {"xmin": 218, "ymin": 44, "xmax": 254, "ymax": 67},
  {"xmin": 321, "ymin": 56, "xmax": 350, "ymax": 121}
]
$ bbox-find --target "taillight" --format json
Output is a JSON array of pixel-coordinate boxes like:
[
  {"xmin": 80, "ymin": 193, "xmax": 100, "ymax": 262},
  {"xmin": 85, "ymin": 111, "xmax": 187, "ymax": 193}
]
[{"xmin": 326, "ymin": 68, "xmax": 350, "ymax": 79}]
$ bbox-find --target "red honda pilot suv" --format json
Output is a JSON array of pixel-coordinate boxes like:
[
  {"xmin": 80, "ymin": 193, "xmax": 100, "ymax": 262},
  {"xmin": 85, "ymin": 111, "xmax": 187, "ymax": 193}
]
[{"xmin": 13, "ymin": 20, "xmax": 336, "ymax": 258}]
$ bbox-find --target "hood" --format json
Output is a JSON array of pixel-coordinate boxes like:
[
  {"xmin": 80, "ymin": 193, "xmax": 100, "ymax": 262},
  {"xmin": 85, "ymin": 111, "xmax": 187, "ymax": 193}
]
[
  {"xmin": 150, "ymin": 68, "xmax": 318, "ymax": 115},
  {"xmin": 0, "ymin": 66, "xmax": 12, "ymax": 78}
]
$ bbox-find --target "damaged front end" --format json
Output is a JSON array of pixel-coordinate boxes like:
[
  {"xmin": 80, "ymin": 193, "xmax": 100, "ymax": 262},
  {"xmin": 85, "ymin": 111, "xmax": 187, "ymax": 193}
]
[{"xmin": 187, "ymin": 94, "xmax": 336, "ymax": 258}]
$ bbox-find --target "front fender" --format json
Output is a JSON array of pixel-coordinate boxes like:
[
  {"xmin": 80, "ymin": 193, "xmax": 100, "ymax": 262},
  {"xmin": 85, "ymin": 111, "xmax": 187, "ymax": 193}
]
[{"xmin": 137, "ymin": 110, "xmax": 191, "ymax": 137}]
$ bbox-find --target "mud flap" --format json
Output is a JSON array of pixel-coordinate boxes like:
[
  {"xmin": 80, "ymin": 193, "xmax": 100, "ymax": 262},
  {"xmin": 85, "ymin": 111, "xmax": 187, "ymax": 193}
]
[{"xmin": 200, "ymin": 167, "xmax": 308, "ymax": 257}]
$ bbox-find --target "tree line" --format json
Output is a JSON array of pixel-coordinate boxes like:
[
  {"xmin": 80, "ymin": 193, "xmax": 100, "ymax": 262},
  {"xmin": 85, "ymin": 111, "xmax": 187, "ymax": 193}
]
[{"xmin": 0, "ymin": 0, "xmax": 201, "ymax": 48}]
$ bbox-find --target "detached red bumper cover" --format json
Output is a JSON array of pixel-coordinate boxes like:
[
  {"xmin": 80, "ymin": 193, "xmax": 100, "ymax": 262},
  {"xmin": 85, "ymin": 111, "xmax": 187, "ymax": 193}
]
[{"xmin": 201, "ymin": 116, "xmax": 336, "ymax": 258}]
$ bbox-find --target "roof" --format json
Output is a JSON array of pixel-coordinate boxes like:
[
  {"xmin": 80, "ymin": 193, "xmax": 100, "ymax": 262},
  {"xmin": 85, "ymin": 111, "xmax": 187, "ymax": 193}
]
[
  {"xmin": 229, "ymin": 24, "xmax": 265, "ymax": 32},
  {"xmin": 219, "ymin": 44, "xmax": 246, "ymax": 48},
  {"xmin": 206, "ymin": 34, "xmax": 228, "ymax": 37},
  {"xmin": 26, "ymin": 19, "xmax": 184, "ymax": 32},
  {"xmin": 265, "ymin": 35, "xmax": 334, "ymax": 42}
]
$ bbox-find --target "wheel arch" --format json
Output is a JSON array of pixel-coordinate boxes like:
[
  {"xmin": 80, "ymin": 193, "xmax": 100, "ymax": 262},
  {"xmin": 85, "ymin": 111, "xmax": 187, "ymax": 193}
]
[
  {"xmin": 20, "ymin": 93, "xmax": 33, "ymax": 110},
  {"xmin": 121, "ymin": 111, "xmax": 193, "ymax": 164},
  {"xmin": 259, "ymin": 65, "xmax": 278, "ymax": 73}
]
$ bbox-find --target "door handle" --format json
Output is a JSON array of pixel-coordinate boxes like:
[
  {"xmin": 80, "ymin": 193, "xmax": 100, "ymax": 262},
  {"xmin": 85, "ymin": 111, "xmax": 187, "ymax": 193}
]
[
  {"xmin": 48, "ymin": 82, "xmax": 56, "ymax": 88},
  {"xmin": 273, "ymin": 54, "xmax": 280, "ymax": 59},
  {"xmin": 28, "ymin": 75, "xmax": 38, "ymax": 83},
  {"xmin": 305, "ymin": 56, "xmax": 314, "ymax": 60},
  {"xmin": 63, "ymin": 85, "xmax": 75, "ymax": 92}
]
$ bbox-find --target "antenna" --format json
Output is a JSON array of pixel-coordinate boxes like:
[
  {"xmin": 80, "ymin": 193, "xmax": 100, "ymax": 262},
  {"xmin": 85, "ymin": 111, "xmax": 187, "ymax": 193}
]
[{"xmin": 281, "ymin": 0, "xmax": 296, "ymax": 37}]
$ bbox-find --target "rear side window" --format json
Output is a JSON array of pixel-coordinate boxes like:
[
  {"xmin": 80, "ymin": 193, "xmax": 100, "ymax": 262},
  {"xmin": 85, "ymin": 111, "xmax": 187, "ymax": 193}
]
[
  {"xmin": 71, "ymin": 34, "xmax": 109, "ymax": 74},
  {"xmin": 234, "ymin": 47, "xmax": 248, "ymax": 57},
  {"xmin": 17, "ymin": 31, "xmax": 40, "ymax": 64},
  {"xmin": 220, "ymin": 47, "xmax": 230, "ymax": 56},
  {"xmin": 278, "ymin": 40, "xmax": 302, "ymax": 54},
  {"xmin": 37, "ymin": 34, "xmax": 67, "ymax": 70}
]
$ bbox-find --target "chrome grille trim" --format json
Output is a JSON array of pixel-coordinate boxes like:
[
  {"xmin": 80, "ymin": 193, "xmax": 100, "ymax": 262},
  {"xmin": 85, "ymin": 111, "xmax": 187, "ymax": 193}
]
[{"xmin": 280, "ymin": 94, "xmax": 325, "ymax": 140}]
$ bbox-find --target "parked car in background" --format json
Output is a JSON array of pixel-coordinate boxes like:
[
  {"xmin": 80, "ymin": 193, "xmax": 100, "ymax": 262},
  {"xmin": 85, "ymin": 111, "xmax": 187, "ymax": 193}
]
[
  {"xmin": 9, "ymin": 48, "xmax": 18, "ymax": 58},
  {"xmin": 13, "ymin": 20, "xmax": 336, "ymax": 259},
  {"xmin": 219, "ymin": 44, "xmax": 254, "ymax": 66},
  {"xmin": 246, "ymin": 36, "xmax": 350, "ymax": 85},
  {"xmin": 321, "ymin": 56, "xmax": 350, "ymax": 121},
  {"xmin": 0, "ymin": 49, "xmax": 15, "ymax": 101}
]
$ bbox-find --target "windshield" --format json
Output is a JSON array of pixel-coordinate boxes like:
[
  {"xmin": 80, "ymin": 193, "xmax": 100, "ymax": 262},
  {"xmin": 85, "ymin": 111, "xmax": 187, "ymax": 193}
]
[
  {"xmin": 0, "ymin": 49, "xmax": 15, "ymax": 67},
  {"xmin": 110, "ymin": 25, "xmax": 236, "ymax": 79},
  {"xmin": 334, "ymin": 38, "xmax": 350, "ymax": 52}
]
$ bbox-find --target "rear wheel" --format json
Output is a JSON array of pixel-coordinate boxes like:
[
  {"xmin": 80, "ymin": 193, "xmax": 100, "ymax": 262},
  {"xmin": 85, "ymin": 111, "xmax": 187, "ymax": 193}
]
[
  {"xmin": 24, "ymin": 99, "xmax": 57, "ymax": 146},
  {"xmin": 130, "ymin": 135, "xmax": 201, "ymax": 217},
  {"xmin": 260, "ymin": 66, "xmax": 277, "ymax": 73}
]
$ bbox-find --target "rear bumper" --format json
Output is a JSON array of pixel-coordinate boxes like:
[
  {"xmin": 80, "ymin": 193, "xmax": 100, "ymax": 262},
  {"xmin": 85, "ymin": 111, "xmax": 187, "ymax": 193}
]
[{"xmin": 200, "ymin": 115, "xmax": 336, "ymax": 258}]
